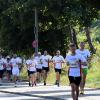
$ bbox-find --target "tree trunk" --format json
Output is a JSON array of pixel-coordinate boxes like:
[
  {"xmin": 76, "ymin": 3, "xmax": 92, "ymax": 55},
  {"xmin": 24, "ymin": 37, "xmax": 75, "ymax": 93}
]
[
  {"xmin": 70, "ymin": 26, "xmax": 78, "ymax": 49},
  {"xmin": 85, "ymin": 27, "xmax": 96, "ymax": 54}
]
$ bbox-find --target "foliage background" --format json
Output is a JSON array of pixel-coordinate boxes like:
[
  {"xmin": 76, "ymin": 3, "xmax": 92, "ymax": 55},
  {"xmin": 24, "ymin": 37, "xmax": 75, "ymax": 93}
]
[{"xmin": 0, "ymin": 0, "xmax": 100, "ymax": 88}]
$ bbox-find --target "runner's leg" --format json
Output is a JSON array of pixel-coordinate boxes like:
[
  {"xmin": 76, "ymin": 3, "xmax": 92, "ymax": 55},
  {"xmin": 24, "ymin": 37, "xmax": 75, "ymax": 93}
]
[
  {"xmin": 31, "ymin": 74, "xmax": 33, "ymax": 86},
  {"xmin": 37, "ymin": 72, "xmax": 39, "ymax": 82},
  {"xmin": 82, "ymin": 74, "xmax": 87, "ymax": 92},
  {"xmin": 80, "ymin": 72, "xmax": 84, "ymax": 93},
  {"xmin": 7, "ymin": 71, "xmax": 10, "ymax": 81},
  {"xmin": 71, "ymin": 83, "xmax": 76, "ymax": 100},
  {"xmin": 80, "ymin": 69, "xmax": 87, "ymax": 94},
  {"xmin": 14, "ymin": 75, "xmax": 17, "ymax": 86},
  {"xmin": 30, "ymin": 74, "xmax": 32, "ymax": 86},
  {"xmin": 34, "ymin": 73, "xmax": 37, "ymax": 86},
  {"xmin": 28, "ymin": 70, "xmax": 31, "ymax": 86},
  {"xmin": 29, "ymin": 75, "xmax": 31, "ymax": 86},
  {"xmin": 39, "ymin": 72, "xmax": 42, "ymax": 82},
  {"xmin": 43, "ymin": 70, "xmax": 47, "ymax": 85},
  {"xmin": 75, "ymin": 85, "xmax": 80, "ymax": 100},
  {"xmin": 56, "ymin": 72, "xmax": 60, "ymax": 86}
]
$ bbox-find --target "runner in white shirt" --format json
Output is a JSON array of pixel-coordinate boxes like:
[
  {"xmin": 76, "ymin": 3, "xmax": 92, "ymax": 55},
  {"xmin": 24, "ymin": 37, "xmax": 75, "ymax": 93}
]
[
  {"xmin": 52, "ymin": 50, "xmax": 65, "ymax": 87},
  {"xmin": 65, "ymin": 43, "xmax": 87, "ymax": 100},
  {"xmin": 41, "ymin": 50, "xmax": 52, "ymax": 86},
  {"xmin": 16, "ymin": 56, "xmax": 23, "ymax": 82},
  {"xmin": 34, "ymin": 52, "xmax": 42, "ymax": 83},
  {"xmin": 10, "ymin": 54, "xmax": 20, "ymax": 87},
  {"xmin": 5, "ymin": 56, "xmax": 12, "ymax": 81},
  {"xmin": 0, "ymin": 54, "xmax": 6, "ymax": 82},
  {"xmin": 76, "ymin": 42, "xmax": 91, "ymax": 94},
  {"xmin": 16, "ymin": 56, "xmax": 22, "ymax": 72},
  {"xmin": 26, "ymin": 56, "xmax": 37, "ymax": 87},
  {"xmin": 26, "ymin": 56, "xmax": 31, "ymax": 86}
]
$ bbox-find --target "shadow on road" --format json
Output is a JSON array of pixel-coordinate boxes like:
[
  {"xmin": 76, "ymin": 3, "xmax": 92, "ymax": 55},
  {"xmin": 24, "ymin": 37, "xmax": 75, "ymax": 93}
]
[
  {"xmin": 0, "ymin": 90, "xmax": 69, "ymax": 100},
  {"xmin": 0, "ymin": 82, "xmax": 100, "ymax": 100}
]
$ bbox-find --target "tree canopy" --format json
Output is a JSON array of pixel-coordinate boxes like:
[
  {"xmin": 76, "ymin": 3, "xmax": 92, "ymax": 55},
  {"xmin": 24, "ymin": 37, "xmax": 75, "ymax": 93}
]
[{"xmin": 0, "ymin": 0, "xmax": 100, "ymax": 55}]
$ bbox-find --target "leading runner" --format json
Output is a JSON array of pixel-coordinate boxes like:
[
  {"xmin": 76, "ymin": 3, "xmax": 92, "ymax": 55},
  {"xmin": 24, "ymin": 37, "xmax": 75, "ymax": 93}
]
[{"xmin": 65, "ymin": 43, "xmax": 87, "ymax": 100}]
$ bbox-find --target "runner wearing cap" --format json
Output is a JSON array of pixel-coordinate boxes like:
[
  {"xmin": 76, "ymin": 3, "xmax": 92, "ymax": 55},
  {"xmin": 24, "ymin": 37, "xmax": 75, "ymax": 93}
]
[
  {"xmin": 26, "ymin": 56, "xmax": 37, "ymax": 87},
  {"xmin": 5, "ymin": 56, "xmax": 12, "ymax": 81},
  {"xmin": 65, "ymin": 43, "xmax": 87, "ymax": 100},
  {"xmin": 76, "ymin": 42, "xmax": 91, "ymax": 94},
  {"xmin": 52, "ymin": 50, "xmax": 65, "ymax": 87},
  {"xmin": 34, "ymin": 52, "xmax": 42, "ymax": 83}
]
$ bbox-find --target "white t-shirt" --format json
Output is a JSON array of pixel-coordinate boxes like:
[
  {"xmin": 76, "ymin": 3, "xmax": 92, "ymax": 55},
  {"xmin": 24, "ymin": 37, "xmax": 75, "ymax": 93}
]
[
  {"xmin": 0, "ymin": 58, "xmax": 5, "ymax": 70},
  {"xmin": 52, "ymin": 55, "xmax": 65, "ymax": 69},
  {"xmin": 76, "ymin": 49, "xmax": 91, "ymax": 68},
  {"xmin": 26, "ymin": 59, "xmax": 31, "ymax": 70},
  {"xmin": 41, "ymin": 55, "xmax": 52, "ymax": 67},
  {"xmin": 34, "ymin": 56, "xmax": 42, "ymax": 69},
  {"xmin": 66, "ymin": 53, "xmax": 86, "ymax": 77},
  {"xmin": 16, "ymin": 57, "xmax": 22, "ymax": 68},
  {"xmin": 26, "ymin": 59, "xmax": 37, "ymax": 72},
  {"xmin": 5, "ymin": 60, "xmax": 12, "ymax": 70},
  {"xmin": 16, "ymin": 57, "xmax": 22, "ymax": 64},
  {"xmin": 10, "ymin": 58, "xmax": 19, "ymax": 69}
]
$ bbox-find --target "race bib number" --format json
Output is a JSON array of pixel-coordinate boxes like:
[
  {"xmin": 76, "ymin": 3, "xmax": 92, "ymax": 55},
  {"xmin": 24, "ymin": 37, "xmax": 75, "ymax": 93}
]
[{"xmin": 69, "ymin": 60, "xmax": 78, "ymax": 68}]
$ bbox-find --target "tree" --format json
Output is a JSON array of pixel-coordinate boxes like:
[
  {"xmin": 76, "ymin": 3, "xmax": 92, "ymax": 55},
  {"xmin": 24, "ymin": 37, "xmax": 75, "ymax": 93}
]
[
  {"xmin": 70, "ymin": 27, "xmax": 78, "ymax": 49},
  {"xmin": 0, "ymin": 0, "xmax": 99, "ymax": 54},
  {"xmin": 77, "ymin": 0, "xmax": 99, "ymax": 53}
]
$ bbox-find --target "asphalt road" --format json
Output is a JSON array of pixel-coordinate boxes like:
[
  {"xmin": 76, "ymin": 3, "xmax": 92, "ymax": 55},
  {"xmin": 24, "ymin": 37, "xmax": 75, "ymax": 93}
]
[{"xmin": 0, "ymin": 82, "xmax": 100, "ymax": 100}]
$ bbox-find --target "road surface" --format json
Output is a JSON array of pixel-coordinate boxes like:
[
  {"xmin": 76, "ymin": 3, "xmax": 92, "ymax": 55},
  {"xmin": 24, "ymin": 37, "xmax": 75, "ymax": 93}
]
[{"xmin": 0, "ymin": 82, "xmax": 100, "ymax": 100}]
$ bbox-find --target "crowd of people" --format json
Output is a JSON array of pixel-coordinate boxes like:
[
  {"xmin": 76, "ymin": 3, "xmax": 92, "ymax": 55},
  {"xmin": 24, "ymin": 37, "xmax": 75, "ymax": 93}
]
[
  {"xmin": 0, "ymin": 42, "xmax": 91, "ymax": 100},
  {"xmin": 0, "ymin": 54, "xmax": 22, "ymax": 85}
]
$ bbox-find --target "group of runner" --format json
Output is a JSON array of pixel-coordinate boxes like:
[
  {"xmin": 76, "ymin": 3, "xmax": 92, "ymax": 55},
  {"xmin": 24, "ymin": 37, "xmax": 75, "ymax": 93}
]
[
  {"xmin": 0, "ymin": 54, "xmax": 22, "ymax": 86},
  {"xmin": 0, "ymin": 42, "xmax": 91, "ymax": 100},
  {"xmin": 26, "ymin": 42, "xmax": 91, "ymax": 100},
  {"xmin": 26, "ymin": 50, "xmax": 65, "ymax": 87}
]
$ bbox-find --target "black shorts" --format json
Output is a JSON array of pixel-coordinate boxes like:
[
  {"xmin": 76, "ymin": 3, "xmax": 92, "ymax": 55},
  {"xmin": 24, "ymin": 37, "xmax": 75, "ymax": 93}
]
[
  {"xmin": 0, "ymin": 70, "xmax": 4, "ymax": 78},
  {"xmin": 55, "ymin": 68, "xmax": 62, "ymax": 74},
  {"xmin": 42, "ymin": 67, "xmax": 49, "ymax": 72},
  {"xmin": 3, "ymin": 68, "xmax": 6, "ymax": 72},
  {"xmin": 7, "ymin": 70, "xmax": 12, "ymax": 75},
  {"xmin": 68, "ymin": 76, "xmax": 81, "ymax": 86},
  {"xmin": 28, "ymin": 71, "xmax": 36, "ymax": 75},
  {"xmin": 27, "ymin": 70, "xmax": 30, "ymax": 76},
  {"xmin": 36, "ymin": 68, "xmax": 42, "ymax": 73}
]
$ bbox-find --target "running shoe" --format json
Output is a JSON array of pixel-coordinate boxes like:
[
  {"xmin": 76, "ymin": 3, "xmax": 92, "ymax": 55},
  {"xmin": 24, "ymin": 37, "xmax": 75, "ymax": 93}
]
[
  {"xmin": 14, "ymin": 83, "xmax": 17, "ymax": 87},
  {"xmin": 57, "ymin": 82, "xmax": 60, "ymax": 87},
  {"xmin": 44, "ymin": 81, "xmax": 46, "ymax": 86},
  {"xmin": 34, "ymin": 82, "xmax": 37, "ymax": 86},
  {"xmin": 29, "ymin": 82, "xmax": 31, "ymax": 87},
  {"xmin": 80, "ymin": 90, "xmax": 84, "ymax": 95}
]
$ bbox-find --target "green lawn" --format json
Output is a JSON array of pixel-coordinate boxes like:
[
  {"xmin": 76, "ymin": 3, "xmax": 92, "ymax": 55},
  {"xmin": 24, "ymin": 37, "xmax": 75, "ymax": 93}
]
[{"xmin": 86, "ymin": 56, "xmax": 100, "ymax": 88}]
